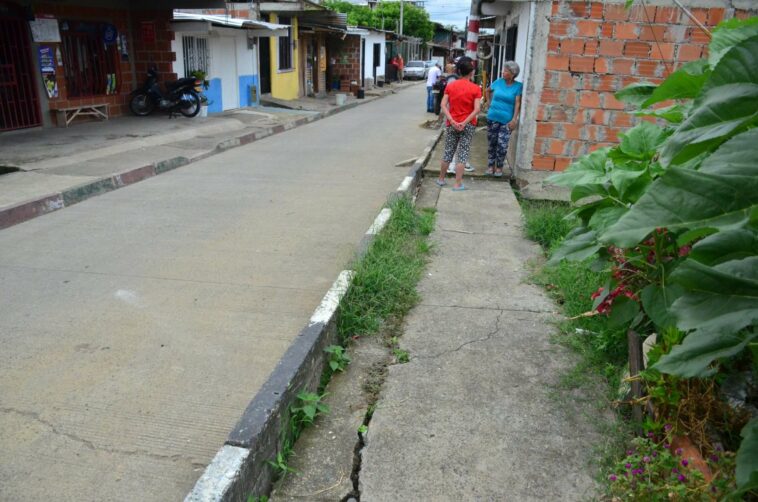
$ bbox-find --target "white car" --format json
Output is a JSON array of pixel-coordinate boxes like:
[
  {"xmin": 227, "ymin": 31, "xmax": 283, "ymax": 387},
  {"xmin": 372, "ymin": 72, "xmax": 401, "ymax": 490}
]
[{"xmin": 404, "ymin": 61, "xmax": 428, "ymax": 80}]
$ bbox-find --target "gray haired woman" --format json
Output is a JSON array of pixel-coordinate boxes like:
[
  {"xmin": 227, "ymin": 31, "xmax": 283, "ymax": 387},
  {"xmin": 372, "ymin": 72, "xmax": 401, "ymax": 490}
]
[{"xmin": 484, "ymin": 61, "xmax": 523, "ymax": 177}]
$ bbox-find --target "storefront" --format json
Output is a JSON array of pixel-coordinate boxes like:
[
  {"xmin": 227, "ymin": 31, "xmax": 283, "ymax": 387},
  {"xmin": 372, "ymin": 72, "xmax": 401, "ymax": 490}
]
[{"xmin": 0, "ymin": 0, "xmax": 223, "ymax": 132}]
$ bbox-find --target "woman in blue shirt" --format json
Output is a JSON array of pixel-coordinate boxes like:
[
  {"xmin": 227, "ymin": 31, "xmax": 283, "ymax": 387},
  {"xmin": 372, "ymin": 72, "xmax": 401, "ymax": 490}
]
[{"xmin": 485, "ymin": 61, "xmax": 522, "ymax": 177}]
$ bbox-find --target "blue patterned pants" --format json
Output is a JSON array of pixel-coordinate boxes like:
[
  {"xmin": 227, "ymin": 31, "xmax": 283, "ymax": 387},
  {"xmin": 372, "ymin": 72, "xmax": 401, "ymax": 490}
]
[{"xmin": 487, "ymin": 120, "xmax": 513, "ymax": 168}]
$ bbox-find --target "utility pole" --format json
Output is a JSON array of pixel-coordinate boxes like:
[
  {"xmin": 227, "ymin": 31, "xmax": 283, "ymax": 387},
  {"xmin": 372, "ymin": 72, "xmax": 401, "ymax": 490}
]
[{"xmin": 399, "ymin": 0, "xmax": 404, "ymax": 36}]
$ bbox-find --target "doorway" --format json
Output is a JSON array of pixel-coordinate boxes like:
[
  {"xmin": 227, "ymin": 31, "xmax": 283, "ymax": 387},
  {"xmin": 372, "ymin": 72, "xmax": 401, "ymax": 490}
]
[
  {"xmin": 258, "ymin": 36, "xmax": 271, "ymax": 94},
  {"xmin": 0, "ymin": 3, "xmax": 42, "ymax": 131},
  {"xmin": 372, "ymin": 43, "xmax": 380, "ymax": 84}
]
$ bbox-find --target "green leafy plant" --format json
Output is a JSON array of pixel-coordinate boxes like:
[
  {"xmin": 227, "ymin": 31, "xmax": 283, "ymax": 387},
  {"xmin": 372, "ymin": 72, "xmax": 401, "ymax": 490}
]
[
  {"xmin": 291, "ymin": 391, "xmax": 330, "ymax": 428},
  {"xmin": 358, "ymin": 424, "xmax": 368, "ymax": 435},
  {"xmin": 607, "ymin": 435, "xmax": 736, "ymax": 500},
  {"xmin": 266, "ymin": 449, "xmax": 296, "ymax": 477},
  {"xmin": 324, "ymin": 345, "xmax": 351, "ymax": 373},
  {"xmin": 546, "ymin": 18, "xmax": 758, "ymax": 493},
  {"xmin": 392, "ymin": 348, "xmax": 410, "ymax": 364}
]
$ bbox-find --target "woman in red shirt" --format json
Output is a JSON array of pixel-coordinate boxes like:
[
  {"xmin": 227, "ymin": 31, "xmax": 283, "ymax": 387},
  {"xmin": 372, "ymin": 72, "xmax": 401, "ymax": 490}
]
[{"xmin": 437, "ymin": 57, "xmax": 482, "ymax": 191}]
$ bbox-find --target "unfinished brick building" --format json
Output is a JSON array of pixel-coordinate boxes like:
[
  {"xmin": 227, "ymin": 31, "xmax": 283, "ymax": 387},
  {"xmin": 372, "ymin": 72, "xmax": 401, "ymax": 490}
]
[{"xmin": 478, "ymin": 0, "xmax": 757, "ymax": 188}]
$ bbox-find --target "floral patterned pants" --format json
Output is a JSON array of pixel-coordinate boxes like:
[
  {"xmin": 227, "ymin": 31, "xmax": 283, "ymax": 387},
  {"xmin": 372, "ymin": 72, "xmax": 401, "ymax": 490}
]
[
  {"xmin": 487, "ymin": 119, "xmax": 513, "ymax": 168},
  {"xmin": 442, "ymin": 124, "xmax": 476, "ymax": 165}
]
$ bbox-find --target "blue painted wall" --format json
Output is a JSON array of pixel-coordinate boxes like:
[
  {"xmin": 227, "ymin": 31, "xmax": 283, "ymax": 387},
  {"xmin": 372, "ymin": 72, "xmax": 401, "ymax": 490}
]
[
  {"xmin": 206, "ymin": 78, "xmax": 223, "ymax": 114},
  {"xmin": 239, "ymin": 75, "xmax": 259, "ymax": 107}
]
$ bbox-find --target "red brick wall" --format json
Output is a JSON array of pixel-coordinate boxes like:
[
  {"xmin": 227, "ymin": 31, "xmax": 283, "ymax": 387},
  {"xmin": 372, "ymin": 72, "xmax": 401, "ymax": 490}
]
[
  {"xmin": 33, "ymin": 4, "xmax": 174, "ymax": 123},
  {"xmin": 533, "ymin": 1, "xmax": 736, "ymax": 171},
  {"xmin": 328, "ymin": 36, "xmax": 361, "ymax": 91}
]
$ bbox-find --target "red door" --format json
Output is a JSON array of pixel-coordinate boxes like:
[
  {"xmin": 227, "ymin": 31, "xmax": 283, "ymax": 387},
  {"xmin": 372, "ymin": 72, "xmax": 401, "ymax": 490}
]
[{"xmin": 0, "ymin": 4, "xmax": 42, "ymax": 131}]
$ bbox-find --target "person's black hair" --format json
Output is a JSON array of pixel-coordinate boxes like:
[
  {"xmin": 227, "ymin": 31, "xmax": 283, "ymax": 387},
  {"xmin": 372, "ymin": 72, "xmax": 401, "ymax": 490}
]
[{"xmin": 456, "ymin": 56, "xmax": 474, "ymax": 77}]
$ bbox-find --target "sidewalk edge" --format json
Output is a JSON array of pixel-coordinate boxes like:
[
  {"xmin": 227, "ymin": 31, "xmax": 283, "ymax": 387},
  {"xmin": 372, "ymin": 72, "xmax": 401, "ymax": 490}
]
[{"xmin": 183, "ymin": 125, "xmax": 440, "ymax": 502}]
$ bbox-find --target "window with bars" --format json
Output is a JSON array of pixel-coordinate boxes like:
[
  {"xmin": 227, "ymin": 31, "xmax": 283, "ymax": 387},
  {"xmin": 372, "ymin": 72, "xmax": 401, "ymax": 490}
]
[
  {"xmin": 277, "ymin": 16, "xmax": 292, "ymax": 71},
  {"xmin": 505, "ymin": 25, "xmax": 517, "ymax": 62},
  {"xmin": 60, "ymin": 21, "xmax": 120, "ymax": 97},
  {"xmin": 182, "ymin": 35, "xmax": 210, "ymax": 77}
]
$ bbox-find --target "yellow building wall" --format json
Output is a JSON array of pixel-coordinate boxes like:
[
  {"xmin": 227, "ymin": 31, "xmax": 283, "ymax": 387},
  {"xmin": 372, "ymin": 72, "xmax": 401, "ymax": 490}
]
[{"xmin": 270, "ymin": 14, "xmax": 300, "ymax": 100}]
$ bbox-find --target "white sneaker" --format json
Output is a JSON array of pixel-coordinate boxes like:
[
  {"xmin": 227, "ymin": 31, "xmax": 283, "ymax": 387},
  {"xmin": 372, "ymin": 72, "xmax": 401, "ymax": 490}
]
[
  {"xmin": 447, "ymin": 166, "xmax": 456, "ymax": 174},
  {"xmin": 464, "ymin": 164, "xmax": 475, "ymax": 172}
]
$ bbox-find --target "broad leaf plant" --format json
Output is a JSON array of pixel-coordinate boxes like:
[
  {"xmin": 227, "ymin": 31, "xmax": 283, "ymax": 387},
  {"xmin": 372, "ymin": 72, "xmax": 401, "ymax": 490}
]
[{"xmin": 546, "ymin": 18, "xmax": 758, "ymax": 493}]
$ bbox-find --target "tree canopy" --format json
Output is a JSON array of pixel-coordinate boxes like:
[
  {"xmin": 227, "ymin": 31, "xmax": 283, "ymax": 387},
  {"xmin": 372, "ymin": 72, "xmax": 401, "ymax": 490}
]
[{"xmin": 323, "ymin": 0, "xmax": 434, "ymax": 41}]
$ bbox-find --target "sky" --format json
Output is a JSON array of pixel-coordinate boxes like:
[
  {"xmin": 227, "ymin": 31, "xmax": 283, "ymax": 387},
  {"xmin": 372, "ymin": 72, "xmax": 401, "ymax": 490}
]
[{"xmin": 422, "ymin": 0, "xmax": 472, "ymax": 30}]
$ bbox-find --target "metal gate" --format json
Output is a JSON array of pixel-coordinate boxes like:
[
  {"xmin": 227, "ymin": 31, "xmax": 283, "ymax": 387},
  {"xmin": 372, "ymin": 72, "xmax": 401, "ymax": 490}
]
[{"xmin": 0, "ymin": 7, "xmax": 42, "ymax": 131}]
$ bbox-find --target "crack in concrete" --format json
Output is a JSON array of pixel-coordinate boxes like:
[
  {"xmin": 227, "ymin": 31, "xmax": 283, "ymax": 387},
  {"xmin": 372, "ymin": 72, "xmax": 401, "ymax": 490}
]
[
  {"xmin": 418, "ymin": 302, "xmax": 555, "ymax": 314},
  {"xmin": 415, "ymin": 309, "xmax": 505, "ymax": 360},
  {"xmin": 437, "ymin": 227, "xmax": 523, "ymax": 237},
  {"xmin": 0, "ymin": 406, "xmax": 204, "ymax": 467}
]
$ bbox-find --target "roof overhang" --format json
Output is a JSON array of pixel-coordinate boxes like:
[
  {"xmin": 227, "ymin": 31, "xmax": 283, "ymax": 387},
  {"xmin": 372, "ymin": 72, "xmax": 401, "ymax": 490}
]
[
  {"xmin": 171, "ymin": 12, "xmax": 289, "ymax": 36},
  {"xmin": 132, "ymin": 0, "xmax": 225, "ymax": 8}
]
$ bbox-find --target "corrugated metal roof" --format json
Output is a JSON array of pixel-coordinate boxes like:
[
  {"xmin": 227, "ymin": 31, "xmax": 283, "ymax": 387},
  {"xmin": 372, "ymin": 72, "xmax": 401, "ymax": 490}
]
[{"xmin": 172, "ymin": 11, "xmax": 288, "ymax": 30}]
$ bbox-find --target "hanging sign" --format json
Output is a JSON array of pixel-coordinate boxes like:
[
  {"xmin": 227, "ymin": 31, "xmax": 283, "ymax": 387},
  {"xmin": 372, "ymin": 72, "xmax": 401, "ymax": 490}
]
[
  {"xmin": 141, "ymin": 21, "xmax": 156, "ymax": 44},
  {"xmin": 29, "ymin": 16, "xmax": 61, "ymax": 43},
  {"xmin": 38, "ymin": 46, "xmax": 58, "ymax": 98}
]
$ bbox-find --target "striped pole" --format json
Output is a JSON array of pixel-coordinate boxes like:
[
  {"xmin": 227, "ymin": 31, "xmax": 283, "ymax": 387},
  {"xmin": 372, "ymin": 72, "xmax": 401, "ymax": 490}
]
[{"xmin": 465, "ymin": 14, "xmax": 480, "ymax": 63}]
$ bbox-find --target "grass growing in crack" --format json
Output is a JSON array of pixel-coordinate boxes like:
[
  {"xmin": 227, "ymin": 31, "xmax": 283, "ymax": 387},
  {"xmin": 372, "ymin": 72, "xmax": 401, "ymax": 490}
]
[
  {"xmin": 520, "ymin": 198, "xmax": 633, "ymax": 481},
  {"xmin": 337, "ymin": 196, "xmax": 436, "ymax": 341}
]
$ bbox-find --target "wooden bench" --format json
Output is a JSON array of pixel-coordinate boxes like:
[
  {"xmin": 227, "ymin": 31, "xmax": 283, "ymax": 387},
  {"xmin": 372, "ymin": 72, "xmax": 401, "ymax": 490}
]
[{"xmin": 52, "ymin": 103, "xmax": 109, "ymax": 127}]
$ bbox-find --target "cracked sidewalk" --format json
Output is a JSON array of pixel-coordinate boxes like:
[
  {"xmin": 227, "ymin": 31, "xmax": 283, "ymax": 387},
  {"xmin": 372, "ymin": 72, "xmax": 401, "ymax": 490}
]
[{"xmin": 356, "ymin": 179, "xmax": 610, "ymax": 501}]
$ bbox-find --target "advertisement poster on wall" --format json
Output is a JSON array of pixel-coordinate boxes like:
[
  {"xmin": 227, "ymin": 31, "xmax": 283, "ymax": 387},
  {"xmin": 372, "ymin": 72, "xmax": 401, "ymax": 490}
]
[
  {"xmin": 29, "ymin": 16, "xmax": 61, "ymax": 43},
  {"xmin": 38, "ymin": 45, "xmax": 58, "ymax": 98}
]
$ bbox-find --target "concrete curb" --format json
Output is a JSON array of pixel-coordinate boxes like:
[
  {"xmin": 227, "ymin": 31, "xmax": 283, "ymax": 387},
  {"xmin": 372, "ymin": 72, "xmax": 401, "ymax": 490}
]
[
  {"xmin": 184, "ymin": 123, "xmax": 442, "ymax": 502},
  {"xmin": 0, "ymin": 84, "xmax": 420, "ymax": 231}
]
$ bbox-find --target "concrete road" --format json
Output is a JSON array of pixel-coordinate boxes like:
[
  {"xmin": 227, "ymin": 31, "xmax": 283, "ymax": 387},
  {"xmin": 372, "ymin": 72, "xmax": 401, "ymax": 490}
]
[{"xmin": 0, "ymin": 83, "xmax": 434, "ymax": 502}]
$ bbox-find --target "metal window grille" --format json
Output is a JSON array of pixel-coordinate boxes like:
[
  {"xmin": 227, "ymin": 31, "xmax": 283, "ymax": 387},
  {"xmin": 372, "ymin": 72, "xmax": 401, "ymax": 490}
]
[
  {"xmin": 278, "ymin": 16, "xmax": 292, "ymax": 70},
  {"xmin": 60, "ymin": 21, "xmax": 120, "ymax": 98},
  {"xmin": 182, "ymin": 36, "xmax": 210, "ymax": 77},
  {"xmin": 0, "ymin": 13, "xmax": 41, "ymax": 131}
]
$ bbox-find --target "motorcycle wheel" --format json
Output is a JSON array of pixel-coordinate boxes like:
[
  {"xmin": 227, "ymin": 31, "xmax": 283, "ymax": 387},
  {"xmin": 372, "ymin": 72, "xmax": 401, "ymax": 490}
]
[
  {"xmin": 129, "ymin": 92, "xmax": 155, "ymax": 116},
  {"xmin": 179, "ymin": 92, "xmax": 201, "ymax": 118}
]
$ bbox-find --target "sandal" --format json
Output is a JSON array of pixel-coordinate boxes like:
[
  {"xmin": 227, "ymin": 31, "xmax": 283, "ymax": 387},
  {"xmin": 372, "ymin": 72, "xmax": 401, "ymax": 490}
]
[
  {"xmin": 435, "ymin": 179, "xmax": 447, "ymax": 187},
  {"xmin": 485, "ymin": 167, "xmax": 494, "ymax": 176},
  {"xmin": 452, "ymin": 184, "xmax": 467, "ymax": 191},
  {"xmin": 494, "ymin": 169, "xmax": 504, "ymax": 177}
]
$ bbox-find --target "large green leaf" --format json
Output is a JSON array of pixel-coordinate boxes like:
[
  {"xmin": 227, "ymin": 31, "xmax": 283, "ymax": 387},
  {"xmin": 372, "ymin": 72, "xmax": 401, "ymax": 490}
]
[
  {"xmin": 570, "ymin": 183, "xmax": 608, "ymax": 204},
  {"xmin": 670, "ymin": 257, "xmax": 758, "ymax": 333},
  {"xmin": 618, "ymin": 121, "xmax": 667, "ymax": 160},
  {"xmin": 546, "ymin": 148, "xmax": 610, "ymax": 187},
  {"xmin": 689, "ymin": 227, "xmax": 758, "ymax": 265},
  {"xmin": 660, "ymin": 83, "xmax": 758, "ymax": 166},
  {"xmin": 653, "ymin": 327, "xmax": 757, "ymax": 377},
  {"xmin": 603, "ymin": 129, "xmax": 758, "ymax": 247},
  {"xmin": 631, "ymin": 104, "xmax": 688, "ymax": 124},
  {"xmin": 615, "ymin": 82, "xmax": 656, "ymax": 107},
  {"xmin": 610, "ymin": 168, "xmax": 651, "ymax": 203},
  {"xmin": 709, "ymin": 17, "xmax": 758, "ymax": 68},
  {"xmin": 699, "ymin": 121, "xmax": 758, "ymax": 175},
  {"xmin": 704, "ymin": 34, "xmax": 758, "ymax": 92},
  {"xmin": 641, "ymin": 60, "xmax": 709, "ymax": 108},
  {"xmin": 588, "ymin": 206, "xmax": 627, "ymax": 235},
  {"xmin": 547, "ymin": 227, "xmax": 601, "ymax": 265},
  {"xmin": 736, "ymin": 418, "xmax": 758, "ymax": 490},
  {"xmin": 641, "ymin": 283, "xmax": 684, "ymax": 330},
  {"xmin": 602, "ymin": 168, "xmax": 758, "ymax": 246}
]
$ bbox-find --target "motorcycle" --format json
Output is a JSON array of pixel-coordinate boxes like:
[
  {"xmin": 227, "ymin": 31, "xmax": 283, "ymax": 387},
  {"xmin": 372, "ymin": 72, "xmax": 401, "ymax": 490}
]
[{"xmin": 129, "ymin": 68, "xmax": 202, "ymax": 118}]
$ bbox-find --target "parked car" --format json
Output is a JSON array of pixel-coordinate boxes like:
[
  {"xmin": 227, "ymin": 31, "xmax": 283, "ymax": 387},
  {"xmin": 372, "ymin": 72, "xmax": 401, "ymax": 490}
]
[{"xmin": 404, "ymin": 61, "xmax": 428, "ymax": 80}]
